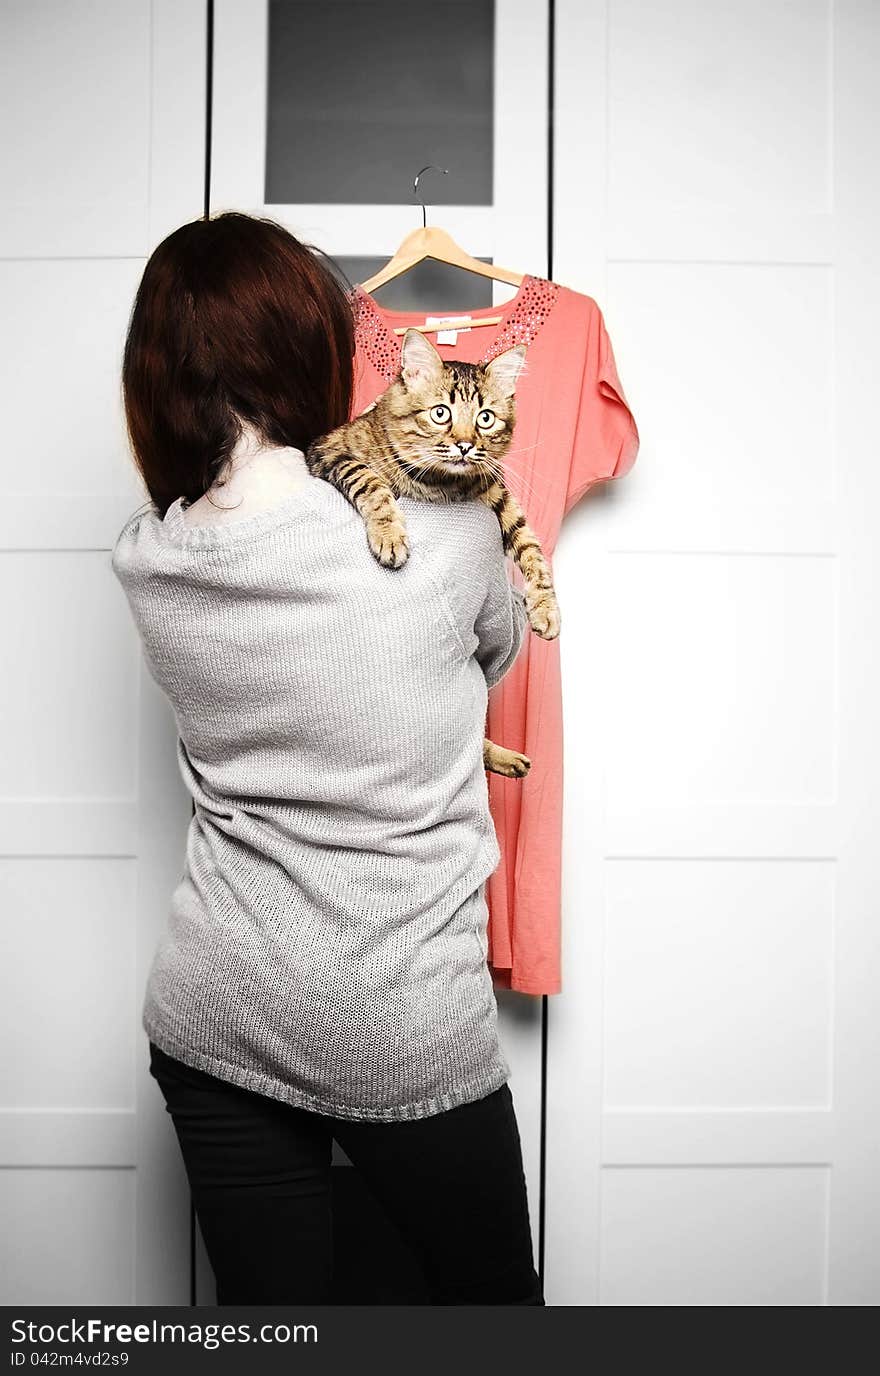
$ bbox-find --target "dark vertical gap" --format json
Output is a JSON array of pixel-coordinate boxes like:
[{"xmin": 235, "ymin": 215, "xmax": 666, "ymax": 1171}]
[
  {"xmin": 189, "ymin": 803, "xmax": 198, "ymax": 1298},
  {"xmin": 546, "ymin": 0, "xmax": 555, "ymax": 282},
  {"xmin": 189, "ymin": 1197, "xmax": 197, "ymax": 1306},
  {"xmin": 203, "ymin": 0, "xmax": 214, "ymax": 219},
  {"xmin": 537, "ymin": 0, "xmax": 555, "ymax": 1293},
  {"xmin": 538, "ymin": 996, "xmax": 549, "ymax": 1286},
  {"xmin": 189, "ymin": 0, "xmax": 214, "ymax": 1296}
]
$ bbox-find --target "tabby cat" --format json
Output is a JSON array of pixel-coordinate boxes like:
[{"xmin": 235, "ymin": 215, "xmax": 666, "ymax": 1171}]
[{"xmin": 305, "ymin": 326, "xmax": 560, "ymax": 779}]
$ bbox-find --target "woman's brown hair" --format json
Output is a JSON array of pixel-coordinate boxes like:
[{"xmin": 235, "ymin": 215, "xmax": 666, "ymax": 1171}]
[{"xmin": 122, "ymin": 212, "xmax": 355, "ymax": 517}]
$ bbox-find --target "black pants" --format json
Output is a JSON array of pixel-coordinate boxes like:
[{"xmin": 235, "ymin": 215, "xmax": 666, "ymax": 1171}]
[{"xmin": 149, "ymin": 1041, "xmax": 545, "ymax": 1306}]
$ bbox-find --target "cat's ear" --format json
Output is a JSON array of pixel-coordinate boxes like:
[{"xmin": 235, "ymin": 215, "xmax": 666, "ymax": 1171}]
[
  {"xmin": 483, "ymin": 344, "xmax": 527, "ymax": 398},
  {"xmin": 400, "ymin": 327, "xmax": 444, "ymax": 386}
]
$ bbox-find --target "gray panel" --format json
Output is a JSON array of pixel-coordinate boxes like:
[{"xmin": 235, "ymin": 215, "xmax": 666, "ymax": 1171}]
[{"xmin": 265, "ymin": 0, "xmax": 494, "ymax": 205}]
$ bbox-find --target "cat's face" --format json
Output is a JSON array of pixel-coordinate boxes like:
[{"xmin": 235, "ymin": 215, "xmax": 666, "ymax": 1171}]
[{"xmin": 381, "ymin": 328, "xmax": 527, "ymax": 484}]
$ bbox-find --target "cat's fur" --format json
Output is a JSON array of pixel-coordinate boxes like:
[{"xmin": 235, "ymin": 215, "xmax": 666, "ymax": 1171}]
[{"xmin": 305, "ymin": 327, "xmax": 560, "ymax": 778}]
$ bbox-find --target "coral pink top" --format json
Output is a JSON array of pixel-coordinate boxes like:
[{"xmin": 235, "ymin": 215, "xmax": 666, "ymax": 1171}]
[{"xmin": 350, "ymin": 274, "xmax": 639, "ymax": 994}]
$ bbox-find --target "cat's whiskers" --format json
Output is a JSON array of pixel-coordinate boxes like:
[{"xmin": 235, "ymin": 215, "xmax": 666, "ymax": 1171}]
[
  {"xmin": 490, "ymin": 450, "xmax": 558, "ymax": 498},
  {"xmin": 494, "ymin": 469, "xmax": 548, "ymax": 507},
  {"xmin": 399, "ymin": 462, "xmax": 454, "ymax": 494},
  {"xmin": 491, "ymin": 445, "xmax": 548, "ymax": 481},
  {"xmin": 401, "ymin": 452, "xmax": 479, "ymax": 487},
  {"xmin": 482, "ymin": 456, "xmax": 549, "ymax": 508},
  {"xmin": 399, "ymin": 454, "xmax": 441, "ymax": 479},
  {"xmin": 495, "ymin": 441, "xmax": 542, "ymax": 461}
]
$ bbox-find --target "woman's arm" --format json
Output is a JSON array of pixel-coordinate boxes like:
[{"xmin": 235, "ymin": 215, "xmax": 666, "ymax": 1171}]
[{"xmin": 474, "ymin": 556, "xmax": 529, "ymax": 689}]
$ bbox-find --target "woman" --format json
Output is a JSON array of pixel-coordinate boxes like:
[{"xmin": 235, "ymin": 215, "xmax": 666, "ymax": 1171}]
[{"xmin": 112, "ymin": 212, "xmax": 542, "ymax": 1306}]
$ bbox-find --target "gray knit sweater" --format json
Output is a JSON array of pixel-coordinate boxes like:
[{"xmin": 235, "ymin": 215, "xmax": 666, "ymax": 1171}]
[{"xmin": 111, "ymin": 476, "xmax": 528, "ymax": 1121}]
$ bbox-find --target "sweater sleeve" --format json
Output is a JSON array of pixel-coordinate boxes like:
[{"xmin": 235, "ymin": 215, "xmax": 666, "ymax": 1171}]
[{"xmin": 474, "ymin": 552, "xmax": 529, "ymax": 689}]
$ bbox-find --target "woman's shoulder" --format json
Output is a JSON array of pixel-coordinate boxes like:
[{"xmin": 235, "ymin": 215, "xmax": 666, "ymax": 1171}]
[
  {"xmin": 397, "ymin": 494, "xmax": 504, "ymax": 557},
  {"xmin": 110, "ymin": 500, "xmax": 161, "ymax": 580},
  {"xmin": 395, "ymin": 498, "xmax": 506, "ymax": 628}
]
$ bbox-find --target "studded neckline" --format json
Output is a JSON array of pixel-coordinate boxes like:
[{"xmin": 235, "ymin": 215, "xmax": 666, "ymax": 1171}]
[{"xmin": 351, "ymin": 273, "xmax": 561, "ymax": 383}]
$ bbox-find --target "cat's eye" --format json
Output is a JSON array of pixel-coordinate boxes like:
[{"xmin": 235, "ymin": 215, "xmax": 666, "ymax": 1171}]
[
  {"xmin": 429, "ymin": 405, "xmax": 451, "ymax": 424},
  {"xmin": 476, "ymin": 409, "xmax": 496, "ymax": 428}
]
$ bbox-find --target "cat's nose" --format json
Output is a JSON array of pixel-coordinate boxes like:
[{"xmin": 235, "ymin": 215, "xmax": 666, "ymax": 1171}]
[{"xmin": 455, "ymin": 441, "xmax": 475, "ymax": 456}]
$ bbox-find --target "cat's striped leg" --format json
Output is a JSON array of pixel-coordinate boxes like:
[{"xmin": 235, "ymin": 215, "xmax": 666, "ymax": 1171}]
[
  {"xmin": 481, "ymin": 483, "xmax": 561, "ymax": 640},
  {"xmin": 305, "ymin": 440, "xmax": 409, "ymax": 569}
]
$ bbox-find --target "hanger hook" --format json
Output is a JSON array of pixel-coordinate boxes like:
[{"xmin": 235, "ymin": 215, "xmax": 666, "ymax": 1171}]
[{"xmin": 413, "ymin": 165, "xmax": 449, "ymax": 229}]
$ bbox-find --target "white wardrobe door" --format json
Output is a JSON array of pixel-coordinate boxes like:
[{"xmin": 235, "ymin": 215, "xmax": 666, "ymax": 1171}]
[
  {"xmin": 208, "ymin": 0, "xmax": 553, "ymax": 1295},
  {"xmin": 549, "ymin": 0, "xmax": 880, "ymax": 1307},
  {"xmin": 0, "ymin": 0, "xmax": 205, "ymax": 1306}
]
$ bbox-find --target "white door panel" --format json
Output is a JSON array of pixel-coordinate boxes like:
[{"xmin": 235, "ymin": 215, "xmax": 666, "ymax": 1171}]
[
  {"xmin": 0, "ymin": 0, "xmax": 204, "ymax": 1307},
  {"xmin": 550, "ymin": 0, "xmax": 880, "ymax": 1307},
  {"xmin": 599, "ymin": 1165, "xmax": 830, "ymax": 1307},
  {"xmin": 0, "ymin": 0, "xmax": 152, "ymax": 259},
  {"xmin": 607, "ymin": 263, "xmax": 835, "ymax": 512},
  {"xmin": 605, "ymin": 552, "xmax": 836, "ymax": 806},
  {"xmin": 0, "ymin": 1170, "xmax": 137, "ymax": 1305},
  {"xmin": 0, "ymin": 260, "xmax": 144, "ymax": 550},
  {"xmin": 607, "ymin": 0, "xmax": 832, "ymax": 216},
  {"xmin": 602, "ymin": 859, "xmax": 834, "ymax": 1109}
]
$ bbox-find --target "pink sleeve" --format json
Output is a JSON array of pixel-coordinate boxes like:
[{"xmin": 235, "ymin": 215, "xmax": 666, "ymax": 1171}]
[{"xmin": 564, "ymin": 304, "xmax": 640, "ymax": 517}]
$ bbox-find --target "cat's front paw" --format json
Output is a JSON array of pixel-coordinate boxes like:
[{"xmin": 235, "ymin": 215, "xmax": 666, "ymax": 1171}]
[
  {"xmin": 367, "ymin": 515, "xmax": 410, "ymax": 569},
  {"xmin": 527, "ymin": 590, "xmax": 561, "ymax": 640},
  {"xmin": 484, "ymin": 742, "xmax": 532, "ymax": 778},
  {"xmin": 494, "ymin": 749, "xmax": 532, "ymax": 779}
]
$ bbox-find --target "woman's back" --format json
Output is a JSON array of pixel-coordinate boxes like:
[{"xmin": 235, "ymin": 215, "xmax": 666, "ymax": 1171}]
[{"xmin": 111, "ymin": 475, "xmax": 527, "ymax": 1121}]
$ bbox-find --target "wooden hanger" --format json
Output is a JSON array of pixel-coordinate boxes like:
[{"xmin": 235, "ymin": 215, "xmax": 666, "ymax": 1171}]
[{"xmin": 358, "ymin": 166, "xmax": 524, "ymax": 332}]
